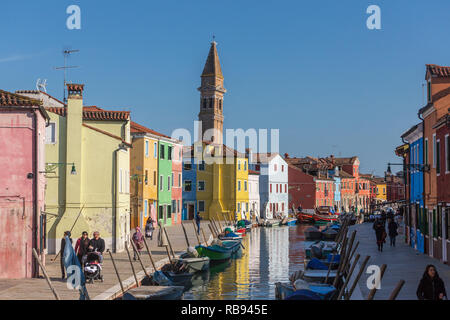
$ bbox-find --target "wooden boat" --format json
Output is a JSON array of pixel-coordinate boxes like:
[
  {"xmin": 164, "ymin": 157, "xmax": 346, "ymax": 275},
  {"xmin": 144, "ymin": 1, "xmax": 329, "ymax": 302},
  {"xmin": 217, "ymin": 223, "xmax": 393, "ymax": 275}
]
[
  {"xmin": 275, "ymin": 282, "xmax": 337, "ymax": 300},
  {"xmin": 122, "ymin": 286, "xmax": 184, "ymax": 300},
  {"xmin": 304, "ymin": 226, "xmax": 322, "ymax": 241},
  {"xmin": 221, "ymin": 240, "xmax": 242, "ymax": 253},
  {"xmin": 264, "ymin": 220, "xmax": 281, "ymax": 227},
  {"xmin": 195, "ymin": 240, "xmax": 241, "ymax": 261},
  {"xmin": 218, "ymin": 234, "xmax": 242, "ymax": 241},
  {"xmin": 235, "ymin": 228, "xmax": 247, "ymax": 235},
  {"xmin": 152, "ymin": 270, "xmax": 195, "ymax": 286},
  {"xmin": 321, "ymin": 228, "xmax": 338, "ymax": 241},
  {"xmin": 174, "ymin": 257, "xmax": 210, "ymax": 273},
  {"xmin": 304, "ymin": 241, "xmax": 337, "ymax": 259},
  {"xmin": 286, "ymin": 218, "xmax": 297, "ymax": 226},
  {"xmin": 296, "ymin": 212, "xmax": 315, "ymax": 224},
  {"xmin": 295, "ymin": 269, "xmax": 338, "ymax": 284}
]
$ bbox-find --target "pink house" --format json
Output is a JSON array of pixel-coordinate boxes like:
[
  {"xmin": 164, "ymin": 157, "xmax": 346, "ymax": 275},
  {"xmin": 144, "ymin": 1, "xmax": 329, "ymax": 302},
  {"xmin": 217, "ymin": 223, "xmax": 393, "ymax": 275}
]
[
  {"xmin": 171, "ymin": 142, "xmax": 183, "ymax": 224},
  {"xmin": 0, "ymin": 90, "xmax": 49, "ymax": 279}
]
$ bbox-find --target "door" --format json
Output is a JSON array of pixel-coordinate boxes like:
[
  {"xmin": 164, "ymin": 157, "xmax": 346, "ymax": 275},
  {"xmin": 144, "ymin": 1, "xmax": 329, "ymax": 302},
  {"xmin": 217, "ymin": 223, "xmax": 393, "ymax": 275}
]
[
  {"xmin": 188, "ymin": 204, "xmax": 194, "ymax": 220},
  {"xmin": 429, "ymin": 209, "xmax": 434, "ymax": 257}
]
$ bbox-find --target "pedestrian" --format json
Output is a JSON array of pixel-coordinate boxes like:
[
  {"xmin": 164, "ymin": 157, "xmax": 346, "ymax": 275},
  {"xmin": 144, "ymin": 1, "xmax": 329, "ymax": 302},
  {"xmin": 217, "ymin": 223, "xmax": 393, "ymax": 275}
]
[
  {"xmin": 195, "ymin": 213, "xmax": 202, "ymax": 235},
  {"xmin": 380, "ymin": 210, "xmax": 387, "ymax": 226},
  {"xmin": 60, "ymin": 231, "xmax": 73, "ymax": 280},
  {"xmin": 88, "ymin": 231, "xmax": 105, "ymax": 263},
  {"xmin": 132, "ymin": 227, "xmax": 144, "ymax": 260},
  {"xmin": 387, "ymin": 218, "xmax": 398, "ymax": 247},
  {"xmin": 145, "ymin": 217, "xmax": 155, "ymax": 240},
  {"xmin": 373, "ymin": 218, "xmax": 386, "ymax": 252},
  {"xmin": 74, "ymin": 231, "xmax": 90, "ymax": 266},
  {"xmin": 416, "ymin": 265, "xmax": 447, "ymax": 300}
]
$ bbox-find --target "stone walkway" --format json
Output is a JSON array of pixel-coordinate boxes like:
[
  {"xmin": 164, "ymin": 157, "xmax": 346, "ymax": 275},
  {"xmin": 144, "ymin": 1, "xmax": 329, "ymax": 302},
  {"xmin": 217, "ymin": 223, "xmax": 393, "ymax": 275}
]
[
  {"xmin": 0, "ymin": 221, "xmax": 217, "ymax": 300},
  {"xmin": 349, "ymin": 222, "xmax": 450, "ymax": 300}
]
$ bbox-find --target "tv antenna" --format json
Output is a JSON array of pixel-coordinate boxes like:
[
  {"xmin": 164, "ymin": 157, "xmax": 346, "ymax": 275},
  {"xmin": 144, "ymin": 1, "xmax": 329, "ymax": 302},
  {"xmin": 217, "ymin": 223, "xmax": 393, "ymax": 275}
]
[
  {"xmin": 36, "ymin": 78, "xmax": 48, "ymax": 93},
  {"xmin": 54, "ymin": 49, "xmax": 79, "ymax": 103}
]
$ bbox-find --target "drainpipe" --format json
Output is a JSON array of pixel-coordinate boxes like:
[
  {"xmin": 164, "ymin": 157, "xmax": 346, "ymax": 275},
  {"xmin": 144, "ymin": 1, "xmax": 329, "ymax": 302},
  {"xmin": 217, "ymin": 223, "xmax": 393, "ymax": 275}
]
[
  {"xmin": 32, "ymin": 111, "xmax": 39, "ymax": 277},
  {"xmin": 418, "ymin": 110, "xmax": 425, "ymax": 208}
]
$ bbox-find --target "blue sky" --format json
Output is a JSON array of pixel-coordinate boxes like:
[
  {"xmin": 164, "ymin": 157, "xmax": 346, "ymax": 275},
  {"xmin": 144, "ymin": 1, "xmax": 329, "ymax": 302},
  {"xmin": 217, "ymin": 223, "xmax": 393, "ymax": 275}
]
[{"xmin": 1, "ymin": 0, "xmax": 450, "ymax": 175}]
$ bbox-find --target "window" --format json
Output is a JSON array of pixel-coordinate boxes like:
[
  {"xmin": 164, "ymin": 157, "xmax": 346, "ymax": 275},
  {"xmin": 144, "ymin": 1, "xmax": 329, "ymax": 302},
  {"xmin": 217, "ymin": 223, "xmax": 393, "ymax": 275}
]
[
  {"xmin": 172, "ymin": 173, "xmax": 174, "ymax": 187},
  {"xmin": 167, "ymin": 176, "xmax": 171, "ymax": 191},
  {"xmin": 246, "ymin": 202, "xmax": 249, "ymax": 212},
  {"xmin": 446, "ymin": 135, "xmax": 450, "ymax": 173},
  {"xmin": 160, "ymin": 144, "xmax": 165, "ymax": 159},
  {"xmin": 199, "ymin": 161, "xmax": 205, "ymax": 171},
  {"xmin": 427, "ymin": 80, "xmax": 431, "ymax": 102},
  {"xmin": 154, "ymin": 142, "xmax": 158, "ymax": 158},
  {"xmin": 184, "ymin": 162, "xmax": 192, "ymax": 170},
  {"xmin": 436, "ymin": 139, "xmax": 441, "ymax": 175},
  {"xmin": 167, "ymin": 205, "xmax": 172, "ymax": 218},
  {"xmin": 168, "ymin": 146, "xmax": 172, "ymax": 160},
  {"xmin": 238, "ymin": 180, "xmax": 241, "ymax": 191},
  {"xmin": 274, "ymin": 164, "xmax": 277, "ymax": 171},
  {"xmin": 237, "ymin": 202, "xmax": 241, "ymax": 212},
  {"xmin": 160, "ymin": 175, "xmax": 163, "ymax": 191},
  {"xmin": 244, "ymin": 161, "xmax": 247, "ymax": 171},
  {"xmin": 172, "ymin": 200, "xmax": 176, "ymax": 214},
  {"xmin": 433, "ymin": 134, "xmax": 437, "ymax": 168},
  {"xmin": 145, "ymin": 170, "xmax": 148, "ymax": 185},
  {"xmin": 144, "ymin": 200, "xmax": 148, "ymax": 217},
  {"xmin": 177, "ymin": 200, "xmax": 180, "ymax": 213},
  {"xmin": 198, "ymin": 200, "xmax": 205, "ymax": 212},
  {"xmin": 285, "ymin": 184, "xmax": 287, "ymax": 193},
  {"xmin": 184, "ymin": 180, "xmax": 192, "ymax": 192},
  {"xmin": 153, "ymin": 171, "xmax": 157, "ymax": 186},
  {"xmin": 276, "ymin": 184, "xmax": 279, "ymax": 193},
  {"xmin": 145, "ymin": 140, "xmax": 149, "ymax": 157},
  {"xmin": 238, "ymin": 160, "xmax": 241, "ymax": 170},
  {"xmin": 119, "ymin": 169, "xmax": 123, "ymax": 193},
  {"xmin": 270, "ymin": 184, "xmax": 272, "ymax": 193},
  {"xmin": 244, "ymin": 181, "xmax": 247, "ymax": 191},
  {"xmin": 282, "ymin": 165, "xmax": 284, "ymax": 172},
  {"xmin": 45, "ymin": 122, "xmax": 56, "ymax": 144},
  {"xmin": 178, "ymin": 173, "xmax": 182, "ymax": 187},
  {"xmin": 158, "ymin": 206, "xmax": 163, "ymax": 219},
  {"xmin": 425, "ymin": 138, "xmax": 429, "ymax": 165},
  {"xmin": 198, "ymin": 181, "xmax": 205, "ymax": 191}
]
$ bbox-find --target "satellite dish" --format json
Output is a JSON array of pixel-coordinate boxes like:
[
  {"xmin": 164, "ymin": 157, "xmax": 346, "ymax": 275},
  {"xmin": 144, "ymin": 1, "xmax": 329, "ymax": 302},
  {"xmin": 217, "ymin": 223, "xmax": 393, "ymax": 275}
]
[{"xmin": 36, "ymin": 78, "xmax": 48, "ymax": 93}]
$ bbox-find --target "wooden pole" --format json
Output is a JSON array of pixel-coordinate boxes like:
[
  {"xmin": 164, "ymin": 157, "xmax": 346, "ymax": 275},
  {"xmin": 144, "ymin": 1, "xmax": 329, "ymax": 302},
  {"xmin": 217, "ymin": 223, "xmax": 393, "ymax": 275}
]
[
  {"xmin": 332, "ymin": 236, "xmax": 348, "ymax": 287},
  {"xmin": 367, "ymin": 264, "xmax": 387, "ymax": 300},
  {"xmin": 323, "ymin": 253, "xmax": 336, "ymax": 284},
  {"xmin": 107, "ymin": 249, "xmax": 125, "ymax": 295},
  {"xmin": 130, "ymin": 240, "xmax": 150, "ymax": 278},
  {"xmin": 208, "ymin": 223, "xmax": 217, "ymax": 239},
  {"xmin": 346, "ymin": 255, "xmax": 370, "ymax": 300},
  {"xmin": 124, "ymin": 243, "xmax": 139, "ymax": 288},
  {"xmin": 142, "ymin": 238, "xmax": 157, "ymax": 271},
  {"xmin": 201, "ymin": 228, "xmax": 208, "ymax": 245},
  {"xmin": 216, "ymin": 218, "xmax": 224, "ymax": 232},
  {"xmin": 163, "ymin": 227, "xmax": 176, "ymax": 258},
  {"xmin": 337, "ymin": 254, "xmax": 360, "ymax": 300},
  {"xmin": 32, "ymin": 248, "xmax": 60, "ymax": 300},
  {"xmin": 181, "ymin": 223, "xmax": 191, "ymax": 248},
  {"xmin": 388, "ymin": 280, "xmax": 405, "ymax": 300},
  {"xmin": 340, "ymin": 231, "xmax": 357, "ymax": 274},
  {"xmin": 192, "ymin": 220, "xmax": 201, "ymax": 246},
  {"xmin": 211, "ymin": 219, "xmax": 220, "ymax": 235}
]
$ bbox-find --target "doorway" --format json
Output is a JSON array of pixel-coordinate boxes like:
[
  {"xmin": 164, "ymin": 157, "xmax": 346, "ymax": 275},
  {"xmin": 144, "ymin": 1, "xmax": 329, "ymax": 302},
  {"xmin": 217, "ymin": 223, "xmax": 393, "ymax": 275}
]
[{"xmin": 188, "ymin": 204, "xmax": 195, "ymax": 220}]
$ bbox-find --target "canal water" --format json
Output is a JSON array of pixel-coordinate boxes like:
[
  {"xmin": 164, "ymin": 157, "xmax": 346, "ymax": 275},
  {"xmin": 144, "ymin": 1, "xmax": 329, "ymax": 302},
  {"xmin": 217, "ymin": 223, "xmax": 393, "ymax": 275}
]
[{"xmin": 184, "ymin": 224, "xmax": 308, "ymax": 300}]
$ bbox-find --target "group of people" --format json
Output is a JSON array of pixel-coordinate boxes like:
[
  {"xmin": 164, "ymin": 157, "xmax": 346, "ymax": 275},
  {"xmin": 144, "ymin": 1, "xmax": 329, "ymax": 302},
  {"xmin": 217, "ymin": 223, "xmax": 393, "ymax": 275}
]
[
  {"xmin": 60, "ymin": 230, "xmax": 105, "ymax": 280},
  {"xmin": 372, "ymin": 209, "xmax": 400, "ymax": 252}
]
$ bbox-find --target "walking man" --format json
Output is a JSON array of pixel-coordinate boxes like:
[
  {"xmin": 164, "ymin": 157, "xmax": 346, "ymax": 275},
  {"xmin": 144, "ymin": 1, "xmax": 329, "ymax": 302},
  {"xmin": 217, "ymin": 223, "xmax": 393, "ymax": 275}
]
[
  {"xmin": 195, "ymin": 213, "xmax": 202, "ymax": 235},
  {"xmin": 88, "ymin": 231, "xmax": 105, "ymax": 263},
  {"xmin": 373, "ymin": 218, "xmax": 386, "ymax": 252},
  {"xmin": 387, "ymin": 218, "xmax": 398, "ymax": 247}
]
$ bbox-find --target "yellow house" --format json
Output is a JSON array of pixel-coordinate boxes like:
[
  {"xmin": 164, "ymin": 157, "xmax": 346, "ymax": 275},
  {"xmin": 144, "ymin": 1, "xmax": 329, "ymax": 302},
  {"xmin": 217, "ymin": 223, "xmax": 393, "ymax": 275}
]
[
  {"xmin": 25, "ymin": 84, "xmax": 132, "ymax": 253},
  {"xmin": 195, "ymin": 141, "xmax": 249, "ymax": 221},
  {"xmin": 375, "ymin": 179, "xmax": 387, "ymax": 202}
]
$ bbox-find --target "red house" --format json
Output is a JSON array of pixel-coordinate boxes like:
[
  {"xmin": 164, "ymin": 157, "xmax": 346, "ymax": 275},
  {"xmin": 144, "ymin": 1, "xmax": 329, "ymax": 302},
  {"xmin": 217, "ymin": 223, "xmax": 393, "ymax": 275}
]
[{"xmin": 287, "ymin": 163, "xmax": 316, "ymax": 212}]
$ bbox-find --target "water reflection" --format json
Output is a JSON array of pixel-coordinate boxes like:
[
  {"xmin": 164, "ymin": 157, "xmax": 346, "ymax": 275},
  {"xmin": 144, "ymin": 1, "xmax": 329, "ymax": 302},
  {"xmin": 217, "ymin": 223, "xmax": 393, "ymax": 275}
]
[{"xmin": 184, "ymin": 225, "xmax": 307, "ymax": 300}]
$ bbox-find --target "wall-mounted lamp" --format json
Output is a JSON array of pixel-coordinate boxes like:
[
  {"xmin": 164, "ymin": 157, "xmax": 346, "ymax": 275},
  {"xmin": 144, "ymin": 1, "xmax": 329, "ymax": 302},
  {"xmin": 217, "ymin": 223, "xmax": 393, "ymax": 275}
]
[{"xmin": 42, "ymin": 162, "xmax": 77, "ymax": 175}]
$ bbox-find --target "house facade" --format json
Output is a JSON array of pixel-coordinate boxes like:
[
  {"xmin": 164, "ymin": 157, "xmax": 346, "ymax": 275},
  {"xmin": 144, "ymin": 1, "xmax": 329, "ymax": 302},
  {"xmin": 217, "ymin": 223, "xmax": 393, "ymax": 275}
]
[
  {"xmin": 23, "ymin": 85, "xmax": 132, "ymax": 254},
  {"xmin": 0, "ymin": 90, "xmax": 49, "ymax": 278},
  {"xmin": 182, "ymin": 147, "xmax": 197, "ymax": 220},
  {"xmin": 248, "ymin": 170, "xmax": 260, "ymax": 220}
]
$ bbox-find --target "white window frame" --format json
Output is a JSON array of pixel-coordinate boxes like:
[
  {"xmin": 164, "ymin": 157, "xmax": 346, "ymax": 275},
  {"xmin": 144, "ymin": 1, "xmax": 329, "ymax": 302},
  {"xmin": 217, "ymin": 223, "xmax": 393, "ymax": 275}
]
[
  {"xmin": 154, "ymin": 142, "xmax": 158, "ymax": 158},
  {"xmin": 145, "ymin": 140, "xmax": 149, "ymax": 157},
  {"xmin": 198, "ymin": 180, "xmax": 205, "ymax": 191},
  {"xmin": 445, "ymin": 134, "xmax": 449, "ymax": 174},
  {"xmin": 184, "ymin": 180, "xmax": 192, "ymax": 192},
  {"xmin": 45, "ymin": 122, "xmax": 57, "ymax": 144}
]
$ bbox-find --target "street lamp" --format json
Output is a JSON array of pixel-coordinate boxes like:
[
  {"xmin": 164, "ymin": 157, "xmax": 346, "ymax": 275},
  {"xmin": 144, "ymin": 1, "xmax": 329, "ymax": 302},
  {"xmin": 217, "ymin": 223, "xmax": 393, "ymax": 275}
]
[{"xmin": 42, "ymin": 162, "xmax": 77, "ymax": 175}]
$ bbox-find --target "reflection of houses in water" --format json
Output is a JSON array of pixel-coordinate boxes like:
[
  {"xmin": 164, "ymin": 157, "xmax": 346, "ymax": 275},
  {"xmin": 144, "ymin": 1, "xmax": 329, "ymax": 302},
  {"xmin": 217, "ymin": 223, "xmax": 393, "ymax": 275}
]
[
  {"xmin": 248, "ymin": 228, "xmax": 260, "ymax": 297},
  {"xmin": 262, "ymin": 227, "xmax": 290, "ymax": 283}
]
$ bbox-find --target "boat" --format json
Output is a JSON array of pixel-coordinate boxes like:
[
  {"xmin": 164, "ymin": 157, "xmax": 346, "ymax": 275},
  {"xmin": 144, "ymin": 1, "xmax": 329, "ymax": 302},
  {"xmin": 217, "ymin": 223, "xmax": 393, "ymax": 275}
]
[
  {"xmin": 235, "ymin": 228, "xmax": 247, "ymax": 235},
  {"xmin": 305, "ymin": 257, "xmax": 339, "ymax": 270},
  {"xmin": 275, "ymin": 282, "xmax": 337, "ymax": 300},
  {"xmin": 304, "ymin": 226, "xmax": 322, "ymax": 241},
  {"xmin": 218, "ymin": 234, "xmax": 242, "ymax": 241},
  {"xmin": 122, "ymin": 286, "xmax": 184, "ymax": 300},
  {"xmin": 293, "ymin": 269, "xmax": 338, "ymax": 284},
  {"xmin": 264, "ymin": 219, "xmax": 281, "ymax": 227},
  {"xmin": 195, "ymin": 240, "xmax": 241, "ymax": 262},
  {"xmin": 286, "ymin": 218, "xmax": 297, "ymax": 226},
  {"xmin": 152, "ymin": 270, "xmax": 195, "ymax": 286},
  {"xmin": 296, "ymin": 212, "xmax": 315, "ymax": 224},
  {"xmin": 173, "ymin": 256, "xmax": 210, "ymax": 273},
  {"xmin": 304, "ymin": 241, "xmax": 337, "ymax": 259},
  {"xmin": 321, "ymin": 228, "xmax": 338, "ymax": 241}
]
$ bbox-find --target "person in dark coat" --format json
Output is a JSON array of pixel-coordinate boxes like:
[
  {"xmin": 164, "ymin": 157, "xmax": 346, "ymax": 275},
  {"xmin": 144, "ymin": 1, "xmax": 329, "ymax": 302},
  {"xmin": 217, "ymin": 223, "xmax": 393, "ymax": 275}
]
[
  {"xmin": 60, "ymin": 231, "xmax": 73, "ymax": 279},
  {"xmin": 387, "ymin": 218, "xmax": 398, "ymax": 247},
  {"xmin": 195, "ymin": 213, "xmax": 202, "ymax": 235},
  {"xmin": 145, "ymin": 217, "xmax": 155, "ymax": 240},
  {"xmin": 380, "ymin": 210, "xmax": 387, "ymax": 226},
  {"xmin": 373, "ymin": 218, "xmax": 386, "ymax": 252},
  {"xmin": 74, "ymin": 231, "xmax": 90, "ymax": 266},
  {"xmin": 88, "ymin": 231, "xmax": 105, "ymax": 263},
  {"xmin": 416, "ymin": 265, "xmax": 447, "ymax": 300}
]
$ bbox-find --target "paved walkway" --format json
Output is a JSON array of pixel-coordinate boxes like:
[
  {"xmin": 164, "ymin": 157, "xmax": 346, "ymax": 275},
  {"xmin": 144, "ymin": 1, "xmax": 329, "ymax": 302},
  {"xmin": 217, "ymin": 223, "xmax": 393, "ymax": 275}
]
[
  {"xmin": 0, "ymin": 221, "xmax": 217, "ymax": 300},
  {"xmin": 349, "ymin": 222, "xmax": 450, "ymax": 300}
]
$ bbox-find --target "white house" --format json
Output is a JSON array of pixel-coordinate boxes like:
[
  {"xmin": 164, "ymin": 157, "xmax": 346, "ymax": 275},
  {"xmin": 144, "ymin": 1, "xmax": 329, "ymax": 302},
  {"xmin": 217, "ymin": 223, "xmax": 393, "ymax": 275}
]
[
  {"xmin": 248, "ymin": 170, "xmax": 260, "ymax": 220},
  {"xmin": 248, "ymin": 152, "xmax": 289, "ymax": 219}
]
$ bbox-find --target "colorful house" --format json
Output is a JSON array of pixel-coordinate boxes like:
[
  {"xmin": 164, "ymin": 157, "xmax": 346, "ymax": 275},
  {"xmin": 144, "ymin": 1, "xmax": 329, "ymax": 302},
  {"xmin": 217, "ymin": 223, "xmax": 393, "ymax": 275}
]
[
  {"xmin": 0, "ymin": 90, "xmax": 49, "ymax": 278},
  {"xmin": 171, "ymin": 142, "xmax": 183, "ymax": 224},
  {"xmin": 21, "ymin": 85, "xmax": 132, "ymax": 253},
  {"xmin": 250, "ymin": 153, "xmax": 288, "ymax": 219},
  {"xmin": 248, "ymin": 170, "xmax": 261, "ymax": 220},
  {"xmin": 182, "ymin": 146, "xmax": 197, "ymax": 220}
]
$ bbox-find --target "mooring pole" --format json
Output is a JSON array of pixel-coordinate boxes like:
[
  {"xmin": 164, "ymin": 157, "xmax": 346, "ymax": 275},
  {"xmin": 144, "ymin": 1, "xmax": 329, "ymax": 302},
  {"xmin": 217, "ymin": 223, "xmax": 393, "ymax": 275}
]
[
  {"xmin": 32, "ymin": 248, "xmax": 60, "ymax": 300},
  {"xmin": 107, "ymin": 249, "xmax": 125, "ymax": 295}
]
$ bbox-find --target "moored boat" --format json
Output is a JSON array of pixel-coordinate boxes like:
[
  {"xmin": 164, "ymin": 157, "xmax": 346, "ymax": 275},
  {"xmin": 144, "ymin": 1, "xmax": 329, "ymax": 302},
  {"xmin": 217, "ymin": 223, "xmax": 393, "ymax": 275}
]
[
  {"xmin": 122, "ymin": 286, "xmax": 184, "ymax": 300},
  {"xmin": 304, "ymin": 226, "xmax": 322, "ymax": 241},
  {"xmin": 174, "ymin": 256, "xmax": 210, "ymax": 273}
]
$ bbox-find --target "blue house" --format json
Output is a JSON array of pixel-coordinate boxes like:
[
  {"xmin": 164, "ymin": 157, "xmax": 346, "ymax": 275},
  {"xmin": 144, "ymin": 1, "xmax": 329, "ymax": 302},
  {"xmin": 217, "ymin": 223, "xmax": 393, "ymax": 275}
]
[
  {"xmin": 182, "ymin": 153, "xmax": 197, "ymax": 220},
  {"xmin": 328, "ymin": 167, "xmax": 341, "ymax": 212},
  {"xmin": 402, "ymin": 123, "xmax": 424, "ymax": 252}
]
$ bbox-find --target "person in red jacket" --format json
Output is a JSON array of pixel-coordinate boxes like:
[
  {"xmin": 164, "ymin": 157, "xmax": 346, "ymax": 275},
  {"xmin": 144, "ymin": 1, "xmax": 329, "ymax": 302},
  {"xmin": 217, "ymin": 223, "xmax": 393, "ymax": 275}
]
[{"xmin": 75, "ymin": 231, "xmax": 90, "ymax": 265}]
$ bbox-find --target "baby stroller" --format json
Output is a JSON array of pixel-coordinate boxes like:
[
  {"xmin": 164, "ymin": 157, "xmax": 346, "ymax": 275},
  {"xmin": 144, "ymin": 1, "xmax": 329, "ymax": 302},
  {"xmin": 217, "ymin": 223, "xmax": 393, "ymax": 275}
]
[{"xmin": 83, "ymin": 251, "xmax": 103, "ymax": 283}]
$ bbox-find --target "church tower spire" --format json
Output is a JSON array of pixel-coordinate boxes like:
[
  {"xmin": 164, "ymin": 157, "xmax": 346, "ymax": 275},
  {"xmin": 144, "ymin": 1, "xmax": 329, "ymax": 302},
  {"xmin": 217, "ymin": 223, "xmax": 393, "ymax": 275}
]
[{"xmin": 198, "ymin": 40, "xmax": 226, "ymax": 145}]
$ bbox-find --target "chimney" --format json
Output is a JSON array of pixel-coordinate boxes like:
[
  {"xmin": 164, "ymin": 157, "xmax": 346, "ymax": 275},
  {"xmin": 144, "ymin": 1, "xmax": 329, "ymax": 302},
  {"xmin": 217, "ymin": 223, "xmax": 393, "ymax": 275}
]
[
  {"xmin": 67, "ymin": 83, "xmax": 84, "ymax": 100},
  {"xmin": 284, "ymin": 153, "xmax": 290, "ymax": 159}
]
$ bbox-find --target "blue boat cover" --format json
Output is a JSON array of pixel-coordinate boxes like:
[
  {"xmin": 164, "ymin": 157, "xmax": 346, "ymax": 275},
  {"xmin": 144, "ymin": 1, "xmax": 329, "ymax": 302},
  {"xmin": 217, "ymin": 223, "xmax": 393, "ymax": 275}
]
[
  {"xmin": 306, "ymin": 258, "xmax": 328, "ymax": 270},
  {"xmin": 327, "ymin": 254, "xmax": 340, "ymax": 263},
  {"xmin": 153, "ymin": 271, "xmax": 173, "ymax": 286},
  {"xmin": 285, "ymin": 289, "xmax": 322, "ymax": 300},
  {"xmin": 309, "ymin": 285, "xmax": 336, "ymax": 296}
]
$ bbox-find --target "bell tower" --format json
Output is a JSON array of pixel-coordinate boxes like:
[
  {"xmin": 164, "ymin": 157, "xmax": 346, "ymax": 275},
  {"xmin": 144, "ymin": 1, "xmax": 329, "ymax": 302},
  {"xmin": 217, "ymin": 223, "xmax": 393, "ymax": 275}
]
[{"xmin": 198, "ymin": 41, "xmax": 226, "ymax": 145}]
